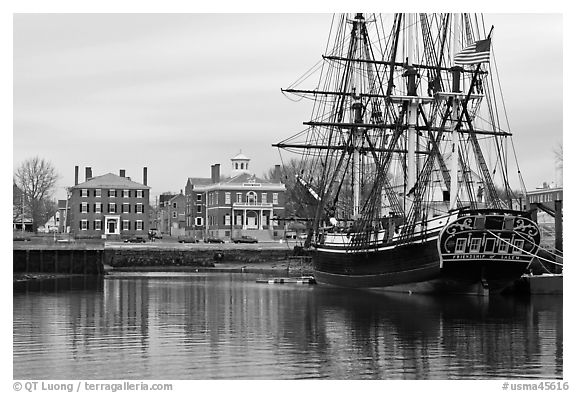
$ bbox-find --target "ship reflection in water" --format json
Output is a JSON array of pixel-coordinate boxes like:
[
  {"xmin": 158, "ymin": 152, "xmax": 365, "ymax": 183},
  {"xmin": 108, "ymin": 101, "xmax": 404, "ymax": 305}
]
[{"xmin": 13, "ymin": 273, "xmax": 562, "ymax": 379}]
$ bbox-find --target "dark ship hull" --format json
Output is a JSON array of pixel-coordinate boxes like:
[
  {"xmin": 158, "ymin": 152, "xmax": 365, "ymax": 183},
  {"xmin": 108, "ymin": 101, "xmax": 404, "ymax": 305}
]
[{"xmin": 312, "ymin": 209, "xmax": 540, "ymax": 294}]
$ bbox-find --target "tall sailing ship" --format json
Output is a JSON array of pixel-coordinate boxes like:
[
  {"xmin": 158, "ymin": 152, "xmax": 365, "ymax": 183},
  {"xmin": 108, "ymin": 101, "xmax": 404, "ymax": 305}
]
[{"xmin": 274, "ymin": 13, "xmax": 541, "ymax": 294}]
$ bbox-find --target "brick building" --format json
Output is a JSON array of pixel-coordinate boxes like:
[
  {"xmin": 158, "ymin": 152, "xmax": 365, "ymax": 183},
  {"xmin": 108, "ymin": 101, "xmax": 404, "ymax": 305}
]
[
  {"xmin": 69, "ymin": 166, "xmax": 150, "ymax": 239},
  {"xmin": 185, "ymin": 153, "xmax": 286, "ymax": 241}
]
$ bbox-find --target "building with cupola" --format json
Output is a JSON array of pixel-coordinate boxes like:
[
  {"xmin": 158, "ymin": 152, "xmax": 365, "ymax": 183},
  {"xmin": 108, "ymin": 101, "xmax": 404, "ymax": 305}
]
[{"xmin": 185, "ymin": 152, "xmax": 286, "ymax": 242}]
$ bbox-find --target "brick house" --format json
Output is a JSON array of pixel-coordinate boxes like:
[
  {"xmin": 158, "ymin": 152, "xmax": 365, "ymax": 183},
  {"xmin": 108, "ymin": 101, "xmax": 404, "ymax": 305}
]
[
  {"xmin": 185, "ymin": 153, "xmax": 286, "ymax": 241},
  {"xmin": 69, "ymin": 166, "xmax": 150, "ymax": 239}
]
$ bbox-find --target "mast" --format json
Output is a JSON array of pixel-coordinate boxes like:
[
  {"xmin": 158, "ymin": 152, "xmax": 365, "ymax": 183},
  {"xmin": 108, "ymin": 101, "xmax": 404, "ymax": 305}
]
[
  {"xmin": 449, "ymin": 13, "xmax": 461, "ymax": 210},
  {"xmin": 405, "ymin": 13, "xmax": 418, "ymax": 203}
]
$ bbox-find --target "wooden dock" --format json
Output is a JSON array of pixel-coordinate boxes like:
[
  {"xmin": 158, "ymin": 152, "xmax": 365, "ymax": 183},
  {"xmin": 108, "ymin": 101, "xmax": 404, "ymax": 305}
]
[{"xmin": 256, "ymin": 276, "xmax": 316, "ymax": 285}]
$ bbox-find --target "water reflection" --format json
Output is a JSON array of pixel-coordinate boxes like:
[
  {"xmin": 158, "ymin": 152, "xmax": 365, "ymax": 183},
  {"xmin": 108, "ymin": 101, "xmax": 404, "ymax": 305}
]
[{"xmin": 13, "ymin": 273, "xmax": 562, "ymax": 379}]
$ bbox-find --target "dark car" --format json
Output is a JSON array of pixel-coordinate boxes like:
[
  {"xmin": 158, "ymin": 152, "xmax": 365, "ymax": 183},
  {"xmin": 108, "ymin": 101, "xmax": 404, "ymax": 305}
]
[
  {"xmin": 232, "ymin": 235, "xmax": 258, "ymax": 244},
  {"xmin": 205, "ymin": 237, "xmax": 224, "ymax": 244},
  {"xmin": 124, "ymin": 236, "xmax": 146, "ymax": 243},
  {"xmin": 178, "ymin": 236, "xmax": 199, "ymax": 243},
  {"xmin": 149, "ymin": 229, "xmax": 162, "ymax": 239}
]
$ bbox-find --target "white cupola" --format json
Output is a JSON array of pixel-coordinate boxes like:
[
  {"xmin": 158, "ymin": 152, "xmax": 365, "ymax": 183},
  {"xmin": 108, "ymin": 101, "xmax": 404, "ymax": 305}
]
[{"xmin": 231, "ymin": 151, "xmax": 251, "ymax": 177}]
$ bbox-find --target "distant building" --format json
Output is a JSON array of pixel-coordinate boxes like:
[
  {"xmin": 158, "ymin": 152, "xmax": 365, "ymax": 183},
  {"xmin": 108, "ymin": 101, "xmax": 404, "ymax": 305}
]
[
  {"xmin": 156, "ymin": 192, "xmax": 186, "ymax": 237},
  {"xmin": 185, "ymin": 152, "xmax": 286, "ymax": 241},
  {"xmin": 68, "ymin": 166, "xmax": 150, "ymax": 239}
]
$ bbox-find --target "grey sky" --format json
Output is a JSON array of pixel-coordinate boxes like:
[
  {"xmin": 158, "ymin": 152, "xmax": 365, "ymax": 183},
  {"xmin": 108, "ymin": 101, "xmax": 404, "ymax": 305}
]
[{"xmin": 13, "ymin": 13, "xmax": 563, "ymax": 201}]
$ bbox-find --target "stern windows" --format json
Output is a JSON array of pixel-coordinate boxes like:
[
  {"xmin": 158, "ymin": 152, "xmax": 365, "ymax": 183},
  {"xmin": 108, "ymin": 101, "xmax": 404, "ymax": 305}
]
[{"xmin": 455, "ymin": 238, "xmax": 467, "ymax": 253}]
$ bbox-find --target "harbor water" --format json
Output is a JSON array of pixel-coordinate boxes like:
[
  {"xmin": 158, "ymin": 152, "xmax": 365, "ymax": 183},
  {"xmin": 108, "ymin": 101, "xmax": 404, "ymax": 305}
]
[{"xmin": 13, "ymin": 273, "xmax": 562, "ymax": 380}]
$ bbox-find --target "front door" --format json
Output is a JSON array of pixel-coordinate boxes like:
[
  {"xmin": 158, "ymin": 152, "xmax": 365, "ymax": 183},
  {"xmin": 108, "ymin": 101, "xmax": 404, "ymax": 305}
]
[
  {"xmin": 246, "ymin": 211, "xmax": 258, "ymax": 229},
  {"xmin": 108, "ymin": 221, "xmax": 115, "ymax": 234}
]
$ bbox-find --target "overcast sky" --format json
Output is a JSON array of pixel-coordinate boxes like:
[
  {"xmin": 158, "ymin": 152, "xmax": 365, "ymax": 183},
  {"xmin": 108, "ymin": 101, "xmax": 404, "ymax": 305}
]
[{"xmin": 12, "ymin": 13, "xmax": 563, "ymax": 201}]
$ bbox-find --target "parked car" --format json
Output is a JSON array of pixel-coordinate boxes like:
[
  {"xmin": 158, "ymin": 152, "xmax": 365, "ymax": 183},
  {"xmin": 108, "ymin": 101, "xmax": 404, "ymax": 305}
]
[
  {"xmin": 232, "ymin": 235, "xmax": 258, "ymax": 244},
  {"xmin": 205, "ymin": 237, "xmax": 224, "ymax": 244},
  {"xmin": 149, "ymin": 229, "xmax": 162, "ymax": 239},
  {"xmin": 178, "ymin": 236, "xmax": 199, "ymax": 243},
  {"xmin": 124, "ymin": 236, "xmax": 146, "ymax": 243}
]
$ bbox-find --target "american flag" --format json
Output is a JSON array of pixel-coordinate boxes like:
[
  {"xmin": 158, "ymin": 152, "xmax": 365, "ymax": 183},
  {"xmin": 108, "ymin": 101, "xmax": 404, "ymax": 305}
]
[{"xmin": 454, "ymin": 38, "xmax": 491, "ymax": 66}]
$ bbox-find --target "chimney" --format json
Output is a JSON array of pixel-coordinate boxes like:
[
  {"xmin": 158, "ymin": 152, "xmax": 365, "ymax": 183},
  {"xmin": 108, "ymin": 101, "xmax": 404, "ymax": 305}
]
[
  {"xmin": 143, "ymin": 167, "xmax": 148, "ymax": 186},
  {"xmin": 211, "ymin": 164, "xmax": 220, "ymax": 183},
  {"xmin": 120, "ymin": 169, "xmax": 126, "ymax": 178},
  {"xmin": 85, "ymin": 167, "xmax": 92, "ymax": 181},
  {"xmin": 74, "ymin": 166, "xmax": 79, "ymax": 186},
  {"xmin": 274, "ymin": 165, "xmax": 281, "ymax": 182}
]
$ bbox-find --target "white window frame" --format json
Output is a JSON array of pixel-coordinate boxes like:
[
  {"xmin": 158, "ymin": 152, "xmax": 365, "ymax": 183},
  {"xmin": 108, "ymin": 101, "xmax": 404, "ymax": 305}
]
[
  {"xmin": 172, "ymin": 211, "xmax": 177, "ymax": 219},
  {"xmin": 109, "ymin": 203, "xmax": 116, "ymax": 213},
  {"xmin": 109, "ymin": 189, "xmax": 116, "ymax": 198},
  {"xmin": 81, "ymin": 189, "xmax": 88, "ymax": 197},
  {"xmin": 225, "ymin": 192, "xmax": 231, "ymax": 204},
  {"xmin": 196, "ymin": 205, "xmax": 202, "ymax": 214},
  {"xmin": 469, "ymin": 238, "xmax": 482, "ymax": 253},
  {"xmin": 136, "ymin": 190, "xmax": 143, "ymax": 198},
  {"xmin": 261, "ymin": 193, "xmax": 267, "ymax": 204},
  {"xmin": 498, "ymin": 240, "xmax": 509, "ymax": 253},
  {"xmin": 224, "ymin": 214, "xmax": 231, "ymax": 226},
  {"xmin": 122, "ymin": 220, "xmax": 130, "ymax": 231},
  {"xmin": 136, "ymin": 220, "xmax": 143, "ymax": 231},
  {"xmin": 196, "ymin": 193, "xmax": 202, "ymax": 202},
  {"xmin": 81, "ymin": 219, "xmax": 88, "ymax": 231},
  {"xmin": 95, "ymin": 203, "xmax": 102, "ymax": 214},
  {"xmin": 94, "ymin": 220, "xmax": 102, "ymax": 231},
  {"xmin": 455, "ymin": 238, "xmax": 467, "ymax": 253},
  {"xmin": 95, "ymin": 189, "xmax": 102, "ymax": 198},
  {"xmin": 195, "ymin": 217, "xmax": 203, "ymax": 226},
  {"xmin": 123, "ymin": 189, "xmax": 130, "ymax": 198},
  {"xmin": 512, "ymin": 239, "xmax": 524, "ymax": 254},
  {"xmin": 272, "ymin": 193, "xmax": 279, "ymax": 205},
  {"xmin": 136, "ymin": 203, "xmax": 143, "ymax": 214},
  {"xmin": 236, "ymin": 193, "xmax": 242, "ymax": 203},
  {"xmin": 81, "ymin": 202, "xmax": 88, "ymax": 213}
]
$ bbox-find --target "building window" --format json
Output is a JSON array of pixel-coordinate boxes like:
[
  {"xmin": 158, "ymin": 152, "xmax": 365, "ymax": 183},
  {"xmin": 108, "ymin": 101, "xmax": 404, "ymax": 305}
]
[
  {"xmin": 136, "ymin": 203, "xmax": 143, "ymax": 214},
  {"xmin": 172, "ymin": 211, "xmax": 177, "ymax": 219},
  {"xmin": 195, "ymin": 217, "xmax": 203, "ymax": 226},
  {"xmin": 108, "ymin": 203, "xmax": 116, "ymax": 213},
  {"xmin": 272, "ymin": 193, "xmax": 279, "ymax": 205},
  {"xmin": 455, "ymin": 238, "xmax": 466, "ymax": 253},
  {"xmin": 136, "ymin": 220, "xmax": 143, "ymax": 231},
  {"xmin": 196, "ymin": 194, "xmax": 202, "ymax": 202},
  {"xmin": 224, "ymin": 214, "xmax": 231, "ymax": 226},
  {"xmin": 81, "ymin": 202, "xmax": 88, "ymax": 213},
  {"xmin": 236, "ymin": 193, "xmax": 242, "ymax": 203},
  {"xmin": 196, "ymin": 205, "xmax": 202, "ymax": 214},
  {"xmin": 94, "ymin": 220, "xmax": 102, "ymax": 231},
  {"xmin": 81, "ymin": 189, "xmax": 88, "ymax": 197},
  {"xmin": 123, "ymin": 189, "xmax": 130, "ymax": 198},
  {"xmin": 122, "ymin": 220, "xmax": 130, "ymax": 230},
  {"xmin": 136, "ymin": 190, "xmax": 143, "ymax": 198},
  {"xmin": 469, "ymin": 238, "xmax": 481, "ymax": 253},
  {"xmin": 261, "ymin": 193, "xmax": 267, "ymax": 204},
  {"xmin": 247, "ymin": 191, "xmax": 257, "ymax": 204},
  {"xmin": 225, "ymin": 192, "xmax": 231, "ymax": 204},
  {"xmin": 95, "ymin": 189, "xmax": 101, "ymax": 198},
  {"xmin": 95, "ymin": 203, "xmax": 102, "ymax": 213},
  {"xmin": 81, "ymin": 220, "xmax": 88, "ymax": 230},
  {"xmin": 122, "ymin": 203, "xmax": 130, "ymax": 213},
  {"xmin": 109, "ymin": 189, "xmax": 116, "ymax": 198}
]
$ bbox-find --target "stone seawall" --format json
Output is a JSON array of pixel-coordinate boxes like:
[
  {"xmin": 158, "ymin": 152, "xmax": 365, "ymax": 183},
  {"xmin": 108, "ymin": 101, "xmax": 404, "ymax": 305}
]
[{"xmin": 104, "ymin": 248, "xmax": 294, "ymax": 268}]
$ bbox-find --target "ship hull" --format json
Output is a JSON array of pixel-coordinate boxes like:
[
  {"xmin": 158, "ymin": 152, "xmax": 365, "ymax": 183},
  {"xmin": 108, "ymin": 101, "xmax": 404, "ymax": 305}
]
[{"xmin": 312, "ymin": 209, "xmax": 540, "ymax": 295}]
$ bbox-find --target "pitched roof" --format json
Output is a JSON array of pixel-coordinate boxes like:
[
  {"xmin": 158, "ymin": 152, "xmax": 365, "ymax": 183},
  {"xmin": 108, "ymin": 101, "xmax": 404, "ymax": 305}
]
[
  {"xmin": 187, "ymin": 177, "xmax": 213, "ymax": 186},
  {"xmin": 231, "ymin": 152, "xmax": 250, "ymax": 161},
  {"xmin": 222, "ymin": 172, "xmax": 274, "ymax": 185},
  {"xmin": 72, "ymin": 173, "xmax": 150, "ymax": 189}
]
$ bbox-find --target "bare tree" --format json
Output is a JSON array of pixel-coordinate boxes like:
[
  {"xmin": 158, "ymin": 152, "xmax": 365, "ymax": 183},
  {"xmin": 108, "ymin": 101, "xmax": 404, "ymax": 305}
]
[{"xmin": 14, "ymin": 156, "xmax": 59, "ymax": 232}]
